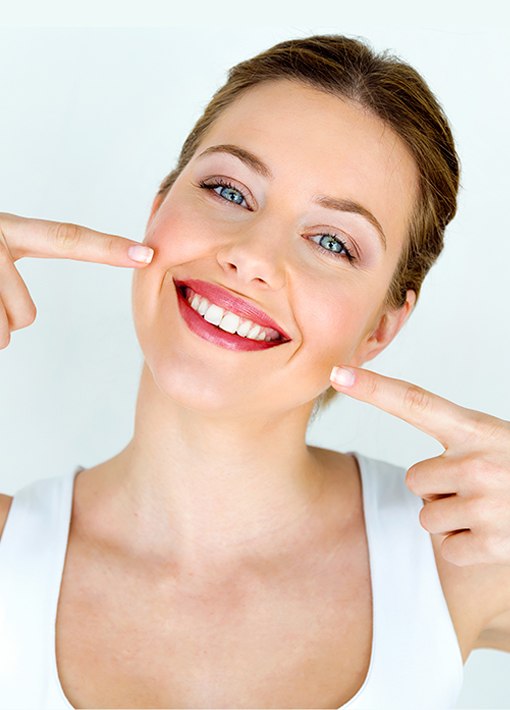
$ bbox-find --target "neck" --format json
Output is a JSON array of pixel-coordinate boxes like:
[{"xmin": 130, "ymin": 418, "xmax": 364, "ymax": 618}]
[{"xmin": 83, "ymin": 362, "xmax": 349, "ymax": 575}]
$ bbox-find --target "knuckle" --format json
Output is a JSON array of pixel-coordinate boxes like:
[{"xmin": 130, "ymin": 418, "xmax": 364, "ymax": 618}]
[
  {"xmin": 104, "ymin": 236, "xmax": 116, "ymax": 255},
  {"xmin": 405, "ymin": 464, "xmax": 418, "ymax": 489},
  {"xmin": 477, "ymin": 416, "xmax": 506, "ymax": 443},
  {"xmin": 0, "ymin": 330, "xmax": 10, "ymax": 349},
  {"xmin": 19, "ymin": 304, "xmax": 37, "ymax": 328},
  {"xmin": 463, "ymin": 409, "xmax": 507, "ymax": 444},
  {"xmin": 418, "ymin": 505, "xmax": 429, "ymax": 528},
  {"xmin": 403, "ymin": 384, "xmax": 431, "ymax": 414},
  {"xmin": 10, "ymin": 301, "xmax": 37, "ymax": 331},
  {"xmin": 52, "ymin": 221, "xmax": 81, "ymax": 250},
  {"xmin": 26, "ymin": 304, "xmax": 37, "ymax": 325},
  {"xmin": 365, "ymin": 376, "xmax": 380, "ymax": 399}
]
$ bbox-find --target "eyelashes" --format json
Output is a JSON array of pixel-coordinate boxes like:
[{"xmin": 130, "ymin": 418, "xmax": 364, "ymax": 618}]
[
  {"xmin": 310, "ymin": 234, "xmax": 356, "ymax": 263},
  {"xmin": 196, "ymin": 176, "xmax": 357, "ymax": 264},
  {"xmin": 198, "ymin": 177, "xmax": 253, "ymax": 209}
]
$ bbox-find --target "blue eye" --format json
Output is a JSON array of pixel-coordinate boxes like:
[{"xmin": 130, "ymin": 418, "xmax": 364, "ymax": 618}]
[
  {"xmin": 309, "ymin": 233, "xmax": 356, "ymax": 263},
  {"xmin": 197, "ymin": 178, "xmax": 356, "ymax": 264},
  {"xmin": 198, "ymin": 178, "xmax": 250, "ymax": 209}
]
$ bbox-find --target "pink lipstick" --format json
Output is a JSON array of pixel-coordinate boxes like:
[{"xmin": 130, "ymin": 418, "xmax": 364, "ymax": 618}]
[
  {"xmin": 174, "ymin": 278, "xmax": 290, "ymax": 341},
  {"xmin": 174, "ymin": 279, "xmax": 291, "ymax": 352}
]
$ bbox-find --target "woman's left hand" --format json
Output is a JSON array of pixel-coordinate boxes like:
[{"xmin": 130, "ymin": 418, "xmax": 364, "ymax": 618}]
[{"xmin": 329, "ymin": 365, "xmax": 510, "ymax": 567}]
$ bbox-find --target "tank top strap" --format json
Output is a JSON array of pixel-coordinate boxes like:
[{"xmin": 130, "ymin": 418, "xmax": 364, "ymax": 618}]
[
  {"xmin": 0, "ymin": 466, "xmax": 82, "ymax": 710},
  {"xmin": 346, "ymin": 451, "xmax": 464, "ymax": 709}
]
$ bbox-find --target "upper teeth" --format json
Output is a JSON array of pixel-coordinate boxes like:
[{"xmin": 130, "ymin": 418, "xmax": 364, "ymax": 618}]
[{"xmin": 185, "ymin": 288, "xmax": 281, "ymax": 342}]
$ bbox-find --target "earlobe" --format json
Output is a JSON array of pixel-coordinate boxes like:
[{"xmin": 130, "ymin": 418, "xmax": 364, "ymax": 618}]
[{"xmin": 353, "ymin": 289, "xmax": 417, "ymax": 366}]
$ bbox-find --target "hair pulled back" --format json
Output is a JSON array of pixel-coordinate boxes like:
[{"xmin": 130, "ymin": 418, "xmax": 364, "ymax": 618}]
[{"xmin": 156, "ymin": 34, "xmax": 461, "ymax": 415}]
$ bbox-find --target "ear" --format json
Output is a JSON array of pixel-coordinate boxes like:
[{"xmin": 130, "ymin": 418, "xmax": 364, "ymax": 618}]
[{"xmin": 351, "ymin": 289, "xmax": 417, "ymax": 367}]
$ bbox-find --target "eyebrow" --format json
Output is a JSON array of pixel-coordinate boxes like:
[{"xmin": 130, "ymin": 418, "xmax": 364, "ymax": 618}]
[{"xmin": 196, "ymin": 143, "xmax": 387, "ymax": 250}]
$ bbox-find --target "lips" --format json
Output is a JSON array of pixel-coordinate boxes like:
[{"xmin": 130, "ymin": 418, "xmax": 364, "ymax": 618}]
[{"xmin": 173, "ymin": 278, "xmax": 291, "ymax": 342}]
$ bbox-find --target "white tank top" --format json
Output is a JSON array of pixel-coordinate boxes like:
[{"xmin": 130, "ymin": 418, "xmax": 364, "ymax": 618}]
[{"xmin": 0, "ymin": 451, "xmax": 464, "ymax": 709}]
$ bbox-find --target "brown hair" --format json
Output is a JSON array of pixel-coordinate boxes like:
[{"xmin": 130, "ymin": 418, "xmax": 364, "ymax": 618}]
[{"xmin": 155, "ymin": 34, "xmax": 461, "ymax": 416}]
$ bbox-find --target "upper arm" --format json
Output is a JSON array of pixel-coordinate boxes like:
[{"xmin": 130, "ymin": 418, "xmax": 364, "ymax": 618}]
[{"xmin": 0, "ymin": 493, "xmax": 13, "ymax": 542}]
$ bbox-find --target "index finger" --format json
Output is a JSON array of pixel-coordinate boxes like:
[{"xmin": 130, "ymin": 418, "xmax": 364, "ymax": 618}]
[
  {"xmin": 0, "ymin": 212, "xmax": 154, "ymax": 267},
  {"xmin": 329, "ymin": 365, "xmax": 482, "ymax": 449}
]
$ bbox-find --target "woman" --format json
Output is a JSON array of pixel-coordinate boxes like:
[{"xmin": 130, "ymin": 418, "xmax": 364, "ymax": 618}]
[{"xmin": 0, "ymin": 34, "xmax": 509, "ymax": 710}]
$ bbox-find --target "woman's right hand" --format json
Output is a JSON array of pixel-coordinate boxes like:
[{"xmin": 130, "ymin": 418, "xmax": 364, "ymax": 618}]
[{"xmin": 0, "ymin": 212, "xmax": 155, "ymax": 349}]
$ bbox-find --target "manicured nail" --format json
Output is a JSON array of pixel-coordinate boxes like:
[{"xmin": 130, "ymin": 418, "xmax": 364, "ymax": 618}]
[
  {"xmin": 330, "ymin": 366, "xmax": 356, "ymax": 387},
  {"xmin": 128, "ymin": 245, "xmax": 154, "ymax": 263}
]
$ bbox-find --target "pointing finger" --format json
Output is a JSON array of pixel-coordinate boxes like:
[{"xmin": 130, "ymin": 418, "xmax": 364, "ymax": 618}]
[
  {"xmin": 329, "ymin": 365, "xmax": 487, "ymax": 449},
  {"xmin": 0, "ymin": 213, "xmax": 155, "ymax": 267}
]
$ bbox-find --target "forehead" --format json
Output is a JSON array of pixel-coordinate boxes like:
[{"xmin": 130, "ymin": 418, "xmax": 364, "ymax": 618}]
[{"xmin": 196, "ymin": 79, "xmax": 419, "ymax": 254}]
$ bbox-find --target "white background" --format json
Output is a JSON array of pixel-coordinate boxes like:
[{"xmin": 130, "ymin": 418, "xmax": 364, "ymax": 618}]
[{"xmin": 0, "ymin": 2, "xmax": 509, "ymax": 707}]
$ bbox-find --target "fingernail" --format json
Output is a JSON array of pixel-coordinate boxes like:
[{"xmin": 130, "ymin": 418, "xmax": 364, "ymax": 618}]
[
  {"xmin": 128, "ymin": 245, "xmax": 154, "ymax": 263},
  {"xmin": 330, "ymin": 366, "xmax": 355, "ymax": 387}
]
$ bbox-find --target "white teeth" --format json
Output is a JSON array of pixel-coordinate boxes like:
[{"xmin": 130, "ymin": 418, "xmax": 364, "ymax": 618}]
[
  {"xmin": 247, "ymin": 324, "xmax": 261, "ymax": 339},
  {"xmin": 218, "ymin": 311, "xmax": 240, "ymax": 334},
  {"xmin": 203, "ymin": 303, "xmax": 224, "ymax": 326},
  {"xmin": 184, "ymin": 287, "xmax": 281, "ymax": 342},
  {"xmin": 236, "ymin": 319, "xmax": 253, "ymax": 337},
  {"xmin": 197, "ymin": 296, "xmax": 209, "ymax": 316}
]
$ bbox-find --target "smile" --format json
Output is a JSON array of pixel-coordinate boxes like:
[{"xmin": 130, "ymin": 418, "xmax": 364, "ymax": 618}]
[{"xmin": 174, "ymin": 282, "xmax": 290, "ymax": 352}]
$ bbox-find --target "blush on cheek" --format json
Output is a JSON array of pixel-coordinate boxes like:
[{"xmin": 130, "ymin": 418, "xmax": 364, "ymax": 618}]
[
  {"xmin": 148, "ymin": 209, "xmax": 214, "ymax": 264},
  {"xmin": 311, "ymin": 306, "xmax": 370, "ymax": 364}
]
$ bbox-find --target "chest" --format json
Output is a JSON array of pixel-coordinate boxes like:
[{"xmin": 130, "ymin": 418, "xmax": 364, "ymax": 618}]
[
  {"xmin": 54, "ymin": 476, "xmax": 485, "ymax": 710},
  {"xmin": 55, "ymin": 527, "xmax": 373, "ymax": 709}
]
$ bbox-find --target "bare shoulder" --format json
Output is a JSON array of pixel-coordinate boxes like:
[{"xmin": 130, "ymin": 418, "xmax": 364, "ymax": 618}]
[{"xmin": 0, "ymin": 493, "xmax": 14, "ymax": 541}]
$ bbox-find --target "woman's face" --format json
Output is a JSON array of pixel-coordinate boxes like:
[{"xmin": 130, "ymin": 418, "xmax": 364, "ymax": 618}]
[{"xmin": 132, "ymin": 79, "xmax": 419, "ymax": 415}]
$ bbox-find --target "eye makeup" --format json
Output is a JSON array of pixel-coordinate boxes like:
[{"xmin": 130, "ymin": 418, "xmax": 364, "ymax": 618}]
[{"xmin": 195, "ymin": 177, "xmax": 359, "ymax": 265}]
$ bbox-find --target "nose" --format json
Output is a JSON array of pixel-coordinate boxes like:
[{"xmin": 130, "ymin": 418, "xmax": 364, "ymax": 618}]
[{"xmin": 215, "ymin": 220, "xmax": 287, "ymax": 290}]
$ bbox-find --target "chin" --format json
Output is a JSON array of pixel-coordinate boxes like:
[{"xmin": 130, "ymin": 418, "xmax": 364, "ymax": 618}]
[{"xmin": 141, "ymin": 351, "xmax": 260, "ymax": 416}]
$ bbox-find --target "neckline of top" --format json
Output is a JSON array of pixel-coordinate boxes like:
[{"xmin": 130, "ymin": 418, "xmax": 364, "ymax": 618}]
[{"xmin": 50, "ymin": 451, "xmax": 376, "ymax": 710}]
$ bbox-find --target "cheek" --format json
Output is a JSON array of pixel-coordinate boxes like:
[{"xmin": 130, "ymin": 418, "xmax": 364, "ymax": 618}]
[
  {"xmin": 131, "ymin": 199, "xmax": 220, "ymax": 348},
  {"xmin": 145, "ymin": 201, "xmax": 217, "ymax": 265},
  {"xmin": 298, "ymin": 288, "xmax": 374, "ymax": 364}
]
